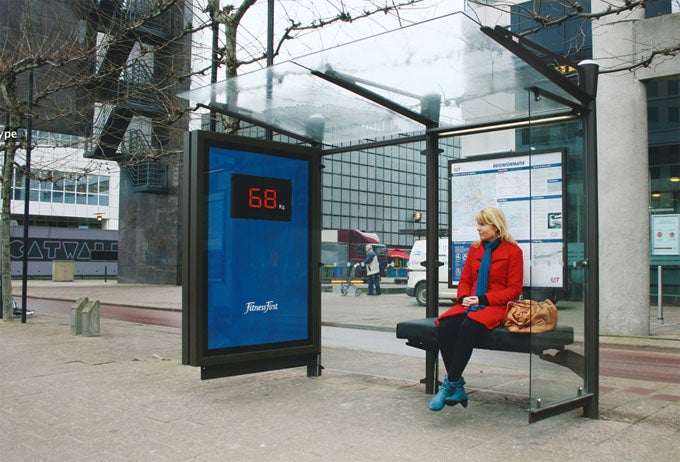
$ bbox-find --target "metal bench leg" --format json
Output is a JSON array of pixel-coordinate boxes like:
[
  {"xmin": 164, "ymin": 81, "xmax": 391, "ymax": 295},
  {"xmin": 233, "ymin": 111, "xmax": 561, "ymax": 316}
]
[{"xmin": 425, "ymin": 349, "xmax": 439, "ymax": 394}]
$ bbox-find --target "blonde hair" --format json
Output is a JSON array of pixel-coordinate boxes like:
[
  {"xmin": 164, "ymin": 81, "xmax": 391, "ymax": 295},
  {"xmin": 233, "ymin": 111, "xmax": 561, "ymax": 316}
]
[{"xmin": 474, "ymin": 206, "xmax": 516, "ymax": 245}]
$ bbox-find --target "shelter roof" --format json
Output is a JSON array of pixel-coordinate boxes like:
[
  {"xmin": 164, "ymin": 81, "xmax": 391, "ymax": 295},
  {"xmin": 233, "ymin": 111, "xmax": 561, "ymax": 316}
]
[{"xmin": 181, "ymin": 12, "xmax": 587, "ymax": 147}]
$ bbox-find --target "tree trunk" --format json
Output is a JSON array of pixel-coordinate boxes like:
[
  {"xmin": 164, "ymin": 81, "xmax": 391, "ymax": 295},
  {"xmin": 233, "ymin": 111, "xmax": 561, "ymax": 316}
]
[{"xmin": 1, "ymin": 78, "xmax": 20, "ymax": 321}]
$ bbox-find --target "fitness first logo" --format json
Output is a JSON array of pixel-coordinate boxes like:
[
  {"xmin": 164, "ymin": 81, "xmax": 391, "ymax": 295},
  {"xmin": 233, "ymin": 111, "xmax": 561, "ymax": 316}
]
[{"xmin": 243, "ymin": 300, "xmax": 279, "ymax": 315}]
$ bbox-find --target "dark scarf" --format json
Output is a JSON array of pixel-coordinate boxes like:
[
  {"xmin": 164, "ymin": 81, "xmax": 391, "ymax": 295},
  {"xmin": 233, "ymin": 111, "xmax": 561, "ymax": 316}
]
[{"xmin": 466, "ymin": 238, "xmax": 501, "ymax": 313}]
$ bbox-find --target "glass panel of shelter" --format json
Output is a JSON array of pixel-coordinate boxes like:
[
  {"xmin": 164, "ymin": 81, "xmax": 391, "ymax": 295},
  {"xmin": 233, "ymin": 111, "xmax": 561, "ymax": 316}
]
[
  {"xmin": 525, "ymin": 91, "xmax": 586, "ymax": 414},
  {"xmin": 435, "ymin": 97, "xmax": 587, "ymax": 416},
  {"xmin": 180, "ymin": 12, "xmax": 582, "ymax": 147}
]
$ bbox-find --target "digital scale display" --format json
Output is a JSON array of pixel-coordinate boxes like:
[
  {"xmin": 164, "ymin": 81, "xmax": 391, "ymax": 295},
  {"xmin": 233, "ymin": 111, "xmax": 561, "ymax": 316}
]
[
  {"xmin": 183, "ymin": 131, "xmax": 320, "ymax": 380},
  {"xmin": 202, "ymin": 146, "xmax": 311, "ymax": 353},
  {"xmin": 231, "ymin": 173, "xmax": 292, "ymax": 221}
]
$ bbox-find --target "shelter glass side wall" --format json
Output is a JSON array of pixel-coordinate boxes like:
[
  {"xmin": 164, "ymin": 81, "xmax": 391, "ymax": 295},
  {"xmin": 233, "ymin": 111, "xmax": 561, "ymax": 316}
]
[
  {"xmin": 526, "ymin": 93, "xmax": 586, "ymax": 412},
  {"xmin": 322, "ymin": 139, "xmax": 460, "ymax": 247},
  {"xmin": 444, "ymin": 88, "xmax": 588, "ymax": 415}
]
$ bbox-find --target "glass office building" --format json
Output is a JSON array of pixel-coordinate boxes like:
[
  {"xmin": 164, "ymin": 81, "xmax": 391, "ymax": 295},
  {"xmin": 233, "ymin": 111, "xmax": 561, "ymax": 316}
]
[{"xmin": 320, "ymin": 139, "xmax": 460, "ymax": 248}]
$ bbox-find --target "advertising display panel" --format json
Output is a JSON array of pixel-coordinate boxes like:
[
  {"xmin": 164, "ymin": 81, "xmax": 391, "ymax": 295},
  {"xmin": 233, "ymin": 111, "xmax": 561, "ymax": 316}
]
[
  {"xmin": 448, "ymin": 150, "xmax": 566, "ymax": 289},
  {"xmin": 183, "ymin": 131, "xmax": 321, "ymax": 379}
]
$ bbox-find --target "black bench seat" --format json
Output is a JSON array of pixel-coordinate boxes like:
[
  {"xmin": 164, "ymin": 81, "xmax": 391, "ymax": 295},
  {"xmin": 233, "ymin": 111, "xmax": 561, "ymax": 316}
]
[
  {"xmin": 396, "ymin": 317, "xmax": 575, "ymax": 355},
  {"xmin": 397, "ymin": 318, "xmax": 584, "ymax": 394},
  {"xmin": 396, "ymin": 318, "xmax": 590, "ymax": 422},
  {"xmin": 396, "ymin": 317, "xmax": 579, "ymax": 396}
]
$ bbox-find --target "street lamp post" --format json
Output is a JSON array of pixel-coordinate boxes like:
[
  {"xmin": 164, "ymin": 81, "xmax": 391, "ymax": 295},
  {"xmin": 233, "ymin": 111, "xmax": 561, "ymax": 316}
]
[{"xmin": 20, "ymin": 69, "xmax": 34, "ymax": 324}]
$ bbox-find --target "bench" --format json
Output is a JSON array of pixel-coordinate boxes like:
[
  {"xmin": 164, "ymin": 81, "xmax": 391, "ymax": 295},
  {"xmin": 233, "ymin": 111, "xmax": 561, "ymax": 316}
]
[{"xmin": 396, "ymin": 317, "xmax": 577, "ymax": 392}]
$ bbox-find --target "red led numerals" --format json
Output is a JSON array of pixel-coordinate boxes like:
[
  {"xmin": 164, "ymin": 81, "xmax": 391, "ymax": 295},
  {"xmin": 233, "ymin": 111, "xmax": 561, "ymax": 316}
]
[
  {"xmin": 232, "ymin": 173, "xmax": 290, "ymax": 221},
  {"xmin": 248, "ymin": 188, "xmax": 277, "ymax": 209}
]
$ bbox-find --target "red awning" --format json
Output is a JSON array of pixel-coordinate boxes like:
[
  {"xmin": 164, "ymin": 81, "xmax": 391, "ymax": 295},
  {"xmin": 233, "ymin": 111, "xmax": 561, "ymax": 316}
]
[{"xmin": 387, "ymin": 249, "xmax": 410, "ymax": 260}]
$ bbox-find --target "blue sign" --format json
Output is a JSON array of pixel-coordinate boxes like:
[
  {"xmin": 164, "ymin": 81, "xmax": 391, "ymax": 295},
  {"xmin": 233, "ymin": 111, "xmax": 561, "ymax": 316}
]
[{"xmin": 206, "ymin": 147, "xmax": 310, "ymax": 351}]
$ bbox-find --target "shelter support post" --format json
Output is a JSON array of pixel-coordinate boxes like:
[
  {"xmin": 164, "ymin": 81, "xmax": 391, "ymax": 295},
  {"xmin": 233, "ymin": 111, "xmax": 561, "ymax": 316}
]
[
  {"xmin": 424, "ymin": 131, "xmax": 440, "ymax": 394},
  {"xmin": 580, "ymin": 60, "xmax": 600, "ymax": 419}
]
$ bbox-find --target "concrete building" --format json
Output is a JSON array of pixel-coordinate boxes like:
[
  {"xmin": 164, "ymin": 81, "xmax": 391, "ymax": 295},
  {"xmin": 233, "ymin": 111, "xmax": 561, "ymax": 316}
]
[
  {"xmin": 8, "ymin": 137, "xmax": 120, "ymax": 231},
  {"xmin": 1, "ymin": 0, "xmax": 191, "ymax": 283},
  {"xmin": 595, "ymin": 7, "xmax": 679, "ymax": 335}
]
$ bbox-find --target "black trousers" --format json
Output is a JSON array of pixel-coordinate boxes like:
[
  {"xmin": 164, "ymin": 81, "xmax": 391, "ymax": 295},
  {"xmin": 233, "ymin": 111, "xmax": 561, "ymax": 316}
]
[{"xmin": 437, "ymin": 314, "xmax": 489, "ymax": 381}]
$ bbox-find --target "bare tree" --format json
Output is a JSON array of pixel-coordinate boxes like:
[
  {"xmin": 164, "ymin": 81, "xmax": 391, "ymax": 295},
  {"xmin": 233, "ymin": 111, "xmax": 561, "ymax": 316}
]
[
  {"xmin": 0, "ymin": 1, "xmax": 96, "ymax": 320},
  {"xmin": 2, "ymin": 0, "xmax": 439, "ymax": 318},
  {"xmin": 202, "ymin": 0, "xmax": 428, "ymax": 133},
  {"xmin": 0, "ymin": 0, "xmax": 203, "ymax": 320}
]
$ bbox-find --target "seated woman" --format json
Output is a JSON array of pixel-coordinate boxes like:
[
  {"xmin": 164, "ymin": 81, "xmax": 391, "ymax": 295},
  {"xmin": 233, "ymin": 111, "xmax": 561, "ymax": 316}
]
[{"xmin": 429, "ymin": 206, "xmax": 523, "ymax": 411}]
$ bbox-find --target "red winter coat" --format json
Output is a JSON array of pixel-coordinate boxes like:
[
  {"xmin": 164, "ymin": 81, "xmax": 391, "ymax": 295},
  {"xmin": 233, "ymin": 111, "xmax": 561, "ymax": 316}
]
[{"xmin": 437, "ymin": 240, "xmax": 523, "ymax": 330}]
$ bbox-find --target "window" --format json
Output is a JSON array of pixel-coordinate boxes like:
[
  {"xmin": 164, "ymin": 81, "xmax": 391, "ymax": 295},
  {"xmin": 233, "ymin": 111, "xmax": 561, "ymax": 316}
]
[
  {"xmin": 511, "ymin": 0, "xmax": 592, "ymax": 62},
  {"xmin": 9, "ymin": 168, "xmax": 111, "ymax": 209},
  {"xmin": 645, "ymin": 0, "xmax": 673, "ymax": 18},
  {"xmin": 648, "ymin": 78, "xmax": 680, "ymax": 302}
]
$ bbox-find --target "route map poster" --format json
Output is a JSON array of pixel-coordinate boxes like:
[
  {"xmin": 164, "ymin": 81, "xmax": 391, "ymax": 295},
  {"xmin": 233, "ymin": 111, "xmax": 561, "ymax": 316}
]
[{"xmin": 448, "ymin": 150, "xmax": 566, "ymax": 289}]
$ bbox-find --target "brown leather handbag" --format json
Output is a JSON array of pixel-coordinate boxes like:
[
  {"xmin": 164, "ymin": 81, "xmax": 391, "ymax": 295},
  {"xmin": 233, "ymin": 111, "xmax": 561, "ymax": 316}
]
[{"xmin": 504, "ymin": 299, "xmax": 558, "ymax": 333}]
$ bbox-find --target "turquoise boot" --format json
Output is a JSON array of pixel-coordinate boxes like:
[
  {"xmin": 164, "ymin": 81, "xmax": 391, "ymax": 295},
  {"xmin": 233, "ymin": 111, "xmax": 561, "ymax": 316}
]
[
  {"xmin": 428, "ymin": 374, "xmax": 454, "ymax": 411},
  {"xmin": 444, "ymin": 376, "xmax": 468, "ymax": 408}
]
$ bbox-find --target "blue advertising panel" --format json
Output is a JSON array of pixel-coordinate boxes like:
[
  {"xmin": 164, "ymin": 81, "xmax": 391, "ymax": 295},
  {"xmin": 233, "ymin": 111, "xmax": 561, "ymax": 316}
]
[
  {"xmin": 182, "ymin": 131, "xmax": 321, "ymax": 379},
  {"xmin": 205, "ymin": 146, "xmax": 311, "ymax": 353}
]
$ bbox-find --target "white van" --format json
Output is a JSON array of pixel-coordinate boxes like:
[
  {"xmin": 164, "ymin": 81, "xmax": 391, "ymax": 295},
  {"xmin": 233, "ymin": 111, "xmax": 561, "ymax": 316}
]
[{"xmin": 405, "ymin": 238, "xmax": 458, "ymax": 306}]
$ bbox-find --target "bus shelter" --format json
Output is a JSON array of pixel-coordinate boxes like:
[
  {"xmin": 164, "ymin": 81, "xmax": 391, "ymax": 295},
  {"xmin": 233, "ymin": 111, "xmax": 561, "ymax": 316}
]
[{"xmin": 181, "ymin": 12, "xmax": 599, "ymax": 422}]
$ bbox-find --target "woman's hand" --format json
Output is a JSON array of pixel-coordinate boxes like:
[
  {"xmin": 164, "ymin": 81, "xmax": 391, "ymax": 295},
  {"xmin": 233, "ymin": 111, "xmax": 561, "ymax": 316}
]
[{"xmin": 461, "ymin": 296, "xmax": 480, "ymax": 307}]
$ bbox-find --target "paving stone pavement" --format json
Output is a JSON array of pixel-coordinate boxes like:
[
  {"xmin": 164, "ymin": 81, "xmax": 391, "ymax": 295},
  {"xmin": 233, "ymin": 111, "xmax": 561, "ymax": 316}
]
[{"xmin": 2, "ymin": 280, "xmax": 679, "ymax": 461}]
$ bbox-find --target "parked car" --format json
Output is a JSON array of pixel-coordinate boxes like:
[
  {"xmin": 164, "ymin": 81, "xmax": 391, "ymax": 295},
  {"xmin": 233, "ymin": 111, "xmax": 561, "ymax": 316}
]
[{"xmin": 405, "ymin": 238, "xmax": 458, "ymax": 306}]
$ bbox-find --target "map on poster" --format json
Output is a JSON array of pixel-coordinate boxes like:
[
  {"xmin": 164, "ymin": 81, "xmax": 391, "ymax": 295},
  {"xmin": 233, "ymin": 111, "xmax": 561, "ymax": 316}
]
[{"xmin": 449, "ymin": 150, "xmax": 565, "ymax": 288}]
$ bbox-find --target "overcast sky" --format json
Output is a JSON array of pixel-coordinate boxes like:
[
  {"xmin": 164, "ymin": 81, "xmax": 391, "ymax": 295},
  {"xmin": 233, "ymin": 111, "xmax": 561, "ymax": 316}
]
[{"xmin": 190, "ymin": 0, "xmax": 466, "ymax": 82}]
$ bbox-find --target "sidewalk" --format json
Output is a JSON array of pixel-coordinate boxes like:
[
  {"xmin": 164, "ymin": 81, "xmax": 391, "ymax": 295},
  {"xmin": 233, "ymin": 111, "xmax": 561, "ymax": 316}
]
[{"xmin": 3, "ymin": 280, "xmax": 680, "ymax": 461}]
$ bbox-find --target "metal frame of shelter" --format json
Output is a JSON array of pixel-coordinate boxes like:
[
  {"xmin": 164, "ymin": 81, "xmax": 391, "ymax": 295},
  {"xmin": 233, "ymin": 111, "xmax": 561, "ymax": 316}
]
[{"xmin": 181, "ymin": 12, "xmax": 600, "ymax": 422}]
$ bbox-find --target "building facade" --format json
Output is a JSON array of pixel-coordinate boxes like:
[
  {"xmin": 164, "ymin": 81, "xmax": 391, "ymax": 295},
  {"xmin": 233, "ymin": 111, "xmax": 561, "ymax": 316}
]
[
  {"xmin": 8, "ymin": 136, "xmax": 120, "ymax": 231},
  {"xmin": 1, "ymin": 0, "xmax": 191, "ymax": 282},
  {"xmin": 595, "ymin": 5, "xmax": 680, "ymax": 334}
]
